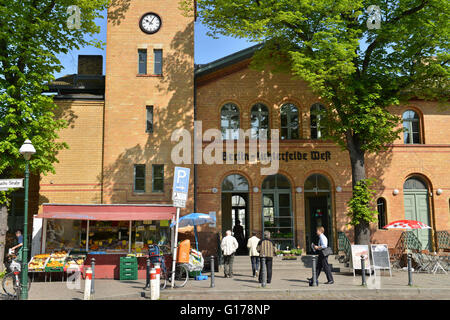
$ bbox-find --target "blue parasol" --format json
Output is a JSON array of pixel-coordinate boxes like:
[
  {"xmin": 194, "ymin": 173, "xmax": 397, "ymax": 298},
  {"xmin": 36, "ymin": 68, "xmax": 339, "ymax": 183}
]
[{"xmin": 170, "ymin": 213, "xmax": 215, "ymax": 251}]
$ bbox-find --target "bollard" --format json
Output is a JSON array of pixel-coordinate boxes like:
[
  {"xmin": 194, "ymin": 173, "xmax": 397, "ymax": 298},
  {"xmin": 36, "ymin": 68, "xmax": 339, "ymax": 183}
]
[
  {"xmin": 361, "ymin": 255, "xmax": 367, "ymax": 286},
  {"xmin": 154, "ymin": 262, "xmax": 161, "ymax": 299},
  {"xmin": 260, "ymin": 256, "xmax": 267, "ymax": 288},
  {"xmin": 407, "ymin": 254, "xmax": 413, "ymax": 286},
  {"xmin": 150, "ymin": 268, "xmax": 158, "ymax": 300},
  {"xmin": 311, "ymin": 255, "xmax": 318, "ymax": 287},
  {"xmin": 90, "ymin": 258, "xmax": 95, "ymax": 295},
  {"xmin": 84, "ymin": 267, "xmax": 93, "ymax": 300},
  {"xmin": 210, "ymin": 256, "xmax": 215, "ymax": 288},
  {"xmin": 144, "ymin": 258, "xmax": 151, "ymax": 290}
]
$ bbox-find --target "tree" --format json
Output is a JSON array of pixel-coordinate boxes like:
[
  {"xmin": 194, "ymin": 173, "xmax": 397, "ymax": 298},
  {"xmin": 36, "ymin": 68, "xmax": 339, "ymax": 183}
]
[
  {"xmin": 187, "ymin": 0, "xmax": 449, "ymax": 244},
  {"xmin": 0, "ymin": 0, "xmax": 109, "ymax": 271}
]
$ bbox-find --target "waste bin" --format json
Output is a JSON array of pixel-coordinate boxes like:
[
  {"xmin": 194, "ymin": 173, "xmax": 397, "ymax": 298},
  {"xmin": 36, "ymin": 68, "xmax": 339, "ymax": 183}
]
[{"xmin": 177, "ymin": 239, "xmax": 190, "ymax": 263}]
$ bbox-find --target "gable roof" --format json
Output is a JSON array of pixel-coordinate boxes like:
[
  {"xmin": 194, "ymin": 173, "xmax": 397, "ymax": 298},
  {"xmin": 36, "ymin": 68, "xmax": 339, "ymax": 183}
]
[{"xmin": 195, "ymin": 43, "xmax": 262, "ymax": 79}]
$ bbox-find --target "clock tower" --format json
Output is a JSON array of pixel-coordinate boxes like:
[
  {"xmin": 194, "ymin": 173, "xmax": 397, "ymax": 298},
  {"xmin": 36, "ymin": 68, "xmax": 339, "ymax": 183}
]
[{"xmin": 103, "ymin": 0, "xmax": 195, "ymax": 208}]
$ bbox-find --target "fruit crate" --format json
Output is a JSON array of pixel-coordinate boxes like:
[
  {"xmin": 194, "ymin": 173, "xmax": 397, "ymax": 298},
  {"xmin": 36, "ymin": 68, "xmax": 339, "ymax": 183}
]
[
  {"xmin": 45, "ymin": 266, "xmax": 64, "ymax": 272},
  {"xmin": 45, "ymin": 251, "xmax": 69, "ymax": 272},
  {"xmin": 28, "ymin": 255, "xmax": 51, "ymax": 272}
]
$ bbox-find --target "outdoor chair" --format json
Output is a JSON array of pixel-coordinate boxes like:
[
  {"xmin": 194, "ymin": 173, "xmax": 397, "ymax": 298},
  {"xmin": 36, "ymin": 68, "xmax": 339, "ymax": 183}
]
[
  {"xmin": 436, "ymin": 231, "xmax": 450, "ymax": 271},
  {"xmin": 411, "ymin": 252, "xmax": 434, "ymax": 273},
  {"xmin": 391, "ymin": 231, "xmax": 423, "ymax": 269}
]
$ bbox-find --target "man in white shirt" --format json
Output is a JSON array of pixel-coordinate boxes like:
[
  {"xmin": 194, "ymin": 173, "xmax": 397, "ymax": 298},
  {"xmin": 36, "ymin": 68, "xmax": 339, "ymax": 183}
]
[
  {"xmin": 312, "ymin": 226, "xmax": 334, "ymax": 284},
  {"xmin": 221, "ymin": 230, "xmax": 239, "ymax": 278},
  {"xmin": 247, "ymin": 232, "xmax": 260, "ymax": 278}
]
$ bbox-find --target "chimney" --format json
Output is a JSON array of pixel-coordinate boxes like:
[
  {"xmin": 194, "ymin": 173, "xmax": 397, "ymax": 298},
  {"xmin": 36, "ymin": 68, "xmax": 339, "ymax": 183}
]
[{"xmin": 78, "ymin": 55, "xmax": 103, "ymax": 75}]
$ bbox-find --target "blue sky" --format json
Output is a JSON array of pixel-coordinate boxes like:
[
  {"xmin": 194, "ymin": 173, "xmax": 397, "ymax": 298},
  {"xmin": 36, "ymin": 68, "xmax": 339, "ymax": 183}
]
[{"xmin": 54, "ymin": 12, "xmax": 253, "ymax": 79}]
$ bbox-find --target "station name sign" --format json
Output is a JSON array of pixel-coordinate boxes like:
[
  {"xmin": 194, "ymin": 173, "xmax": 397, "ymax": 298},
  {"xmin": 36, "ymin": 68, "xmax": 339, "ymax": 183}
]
[{"xmin": 223, "ymin": 151, "xmax": 332, "ymax": 163}]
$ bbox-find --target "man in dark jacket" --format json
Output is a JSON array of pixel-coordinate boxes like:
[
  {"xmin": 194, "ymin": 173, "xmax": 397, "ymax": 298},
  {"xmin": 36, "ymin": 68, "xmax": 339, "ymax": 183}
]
[{"xmin": 257, "ymin": 231, "xmax": 277, "ymax": 284}]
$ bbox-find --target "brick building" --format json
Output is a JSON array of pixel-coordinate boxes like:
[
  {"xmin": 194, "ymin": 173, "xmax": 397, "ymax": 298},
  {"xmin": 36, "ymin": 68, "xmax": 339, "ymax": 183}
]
[{"xmin": 28, "ymin": 0, "xmax": 449, "ymax": 258}]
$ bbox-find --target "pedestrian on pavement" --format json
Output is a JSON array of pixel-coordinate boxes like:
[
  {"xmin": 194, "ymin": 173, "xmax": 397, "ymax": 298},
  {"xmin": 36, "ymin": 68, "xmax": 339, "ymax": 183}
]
[
  {"xmin": 233, "ymin": 220, "xmax": 245, "ymax": 254},
  {"xmin": 247, "ymin": 231, "xmax": 260, "ymax": 278},
  {"xmin": 309, "ymin": 226, "xmax": 334, "ymax": 285},
  {"xmin": 221, "ymin": 230, "xmax": 239, "ymax": 278},
  {"xmin": 257, "ymin": 231, "xmax": 277, "ymax": 284}
]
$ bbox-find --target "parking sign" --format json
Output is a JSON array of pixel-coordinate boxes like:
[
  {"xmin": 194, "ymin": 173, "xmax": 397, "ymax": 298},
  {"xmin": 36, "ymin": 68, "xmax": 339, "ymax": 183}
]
[{"xmin": 172, "ymin": 167, "xmax": 190, "ymax": 208}]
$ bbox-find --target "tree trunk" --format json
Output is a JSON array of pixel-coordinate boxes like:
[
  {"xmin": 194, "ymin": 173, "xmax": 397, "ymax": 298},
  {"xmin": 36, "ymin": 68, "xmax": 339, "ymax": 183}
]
[
  {"xmin": 0, "ymin": 204, "xmax": 8, "ymax": 272},
  {"xmin": 347, "ymin": 132, "xmax": 371, "ymax": 245}
]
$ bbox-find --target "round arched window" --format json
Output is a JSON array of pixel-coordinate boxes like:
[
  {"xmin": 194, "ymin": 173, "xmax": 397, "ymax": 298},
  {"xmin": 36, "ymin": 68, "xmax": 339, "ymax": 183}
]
[{"xmin": 222, "ymin": 174, "xmax": 249, "ymax": 192}]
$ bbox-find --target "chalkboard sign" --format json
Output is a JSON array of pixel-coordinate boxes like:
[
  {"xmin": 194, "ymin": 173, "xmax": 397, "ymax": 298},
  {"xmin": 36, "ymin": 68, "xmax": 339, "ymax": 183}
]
[{"xmin": 370, "ymin": 244, "xmax": 392, "ymax": 276}]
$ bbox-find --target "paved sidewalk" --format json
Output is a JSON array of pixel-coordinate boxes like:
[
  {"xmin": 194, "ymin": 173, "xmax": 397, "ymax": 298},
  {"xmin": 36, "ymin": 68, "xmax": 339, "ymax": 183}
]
[{"xmin": 17, "ymin": 266, "xmax": 450, "ymax": 300}]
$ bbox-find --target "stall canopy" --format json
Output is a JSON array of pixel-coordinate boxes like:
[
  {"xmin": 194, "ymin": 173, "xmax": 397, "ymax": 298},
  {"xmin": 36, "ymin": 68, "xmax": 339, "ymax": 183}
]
[{"xmin": 38, "ymin": 203, "xmax": 176, "ymax": 221}]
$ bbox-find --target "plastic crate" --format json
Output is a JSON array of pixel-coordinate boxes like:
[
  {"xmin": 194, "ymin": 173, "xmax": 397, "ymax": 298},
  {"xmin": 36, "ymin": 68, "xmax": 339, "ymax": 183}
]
[
  {"xmin": 45, "ymin": 266, "xmax": 64, "ymax": 272},
  {"xmin": 120, "ymin": 269, "xmax": 138, "ymax": 281},
  {"xmin": 120, "ymin": 260, "xmax": 137, "ymax": 268},
  {"xmin": 120, "ymin": 266, "xmax": 138, "ymax": 273},
  {"xmin": 189, "ymin": 270, "xmax": 201, "ymax": 278},
  {"xmin": 120, "ymin": 256, "xmax": 137, "ymax": 263}
]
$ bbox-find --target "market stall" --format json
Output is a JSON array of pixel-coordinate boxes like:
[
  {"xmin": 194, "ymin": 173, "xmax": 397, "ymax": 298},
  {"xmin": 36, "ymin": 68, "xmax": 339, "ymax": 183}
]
[{"xmin": 31, "ymin": 203, "xmax": 176, "ymax": 279}]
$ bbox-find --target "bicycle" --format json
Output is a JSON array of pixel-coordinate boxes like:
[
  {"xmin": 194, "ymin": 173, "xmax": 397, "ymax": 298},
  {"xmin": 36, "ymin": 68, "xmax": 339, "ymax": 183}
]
[
  {"xmin": 2, "ymin": 254, "xmax": 32, "ymax": 300},
  {"xmin": 150, "ymin": 244, "xmax": 189, "ymax": 289}
]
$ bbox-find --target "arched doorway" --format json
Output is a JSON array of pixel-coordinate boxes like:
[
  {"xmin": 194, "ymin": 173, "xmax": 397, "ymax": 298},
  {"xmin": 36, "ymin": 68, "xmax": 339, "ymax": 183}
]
[
  {"xmin": 403, "ymin": 176, "xmax": 431, "ymax": 250},
  {"xmin": 261, "ymin": 174, "xmax": 294, "ymax": 250},
  {"xmin": 221, "ymin": 174, "xmax": 249, "ymax": 255},
  {"xmin": 305, "ymin": 174, "xmax": 333, "ymax": 253}
]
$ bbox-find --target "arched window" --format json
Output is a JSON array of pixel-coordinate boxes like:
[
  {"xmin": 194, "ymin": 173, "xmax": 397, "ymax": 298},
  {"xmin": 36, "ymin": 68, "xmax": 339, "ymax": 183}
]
[
  {"xmin": 402, "ymin": 110, "xmax": 421, "ymax": 144},
  {"xmin": 250, "ymin": 103, "xmax": 269, "ymax": 139},
  {"xmin": 403, "ymin": 177, "xmax": 427, "ymax": 190},
  {"xmin": 377, "ymin": 198, "xmax": 387, "ymax": 229},
  {"xmin": 280, "ymin": 103, "xmax": 299, "ymax": 140},
  {"xmin": 221, "ymin": 174, "xmax": 249, "ymax": 192},
  {"xmin": 304, "ymin": 174, "xmax": 331, "ymax": 192},
  {"xmin": 310, "ymin": 103, "xmax": 326, "ymax": 139},
  {"xmin": 221, "ymin": 103, "xmax": 240, "ymax": 140},
  {"xmin": 262, "ymin": 174, "xmax": 291, "ymax": 190}
]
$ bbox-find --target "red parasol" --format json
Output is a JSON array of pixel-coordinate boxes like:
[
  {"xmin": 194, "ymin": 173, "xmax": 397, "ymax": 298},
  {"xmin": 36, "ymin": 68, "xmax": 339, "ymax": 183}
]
[{"xmin": 383, "ymin": 220, "xmax": 431, "ymax": 230}]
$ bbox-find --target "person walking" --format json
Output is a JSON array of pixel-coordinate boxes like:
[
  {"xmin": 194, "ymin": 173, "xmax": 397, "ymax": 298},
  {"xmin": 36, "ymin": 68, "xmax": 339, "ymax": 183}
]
[
  {"xmin": 247, "ymin": 232, "xmax": 260, "ymax": 278},
  {"xmin": 309, "ymin": 226, "xmax": 334, "ymax": 285},
  {"xmin": 257, "ymin": 231, "xmax": 277, "ymax": 284},
  {"xmin": 221, "ymin": 230, "xmax": 239, "ymax": 278},
  {"xmin": 233, "ymin": 220, "xmax": 245, "ymax": 254}
]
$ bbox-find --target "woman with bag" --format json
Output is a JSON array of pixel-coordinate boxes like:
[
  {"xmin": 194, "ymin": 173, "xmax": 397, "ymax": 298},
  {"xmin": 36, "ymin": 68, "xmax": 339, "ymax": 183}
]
[{"xmin": 309, "ymin": 226, "xmax": 334, "ymax": 285}]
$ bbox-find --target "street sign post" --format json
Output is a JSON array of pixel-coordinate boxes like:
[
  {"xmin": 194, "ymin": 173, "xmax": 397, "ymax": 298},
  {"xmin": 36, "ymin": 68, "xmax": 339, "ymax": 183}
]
[
  {"xmin": 0, "ymin": 179, "xmax": 24, "ymax": 191},
  {"xmin": 172, "ymin": 167, "xmax": 190, "ymax": 208},
  {"xmin": 171, "ymin": 167, "xmax": 190, "ymax": 288}
]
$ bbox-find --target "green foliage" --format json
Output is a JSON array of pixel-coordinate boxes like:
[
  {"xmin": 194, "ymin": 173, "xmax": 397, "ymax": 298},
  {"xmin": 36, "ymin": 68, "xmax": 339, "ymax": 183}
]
[
  {"xmin": 0, "ymin": 0, "xmax": 109, "ymax": 204},
  {"xmin": 347, "ymin": 178, "xmax": 378, "ymax": 226},
  {"xmin": 0, "ymin": 269, "xmax": 7, "ymax": 279},
  {"xmin": 289, "ymin": 248, "xmax": 302, "ymax": 255},
  {"xmin": 189, "ymin": 0, "xmax": 449, "ymax": 235},
  {"xmin": 189, "ymin": 0, "xmax": 449, "ymax": 153}
]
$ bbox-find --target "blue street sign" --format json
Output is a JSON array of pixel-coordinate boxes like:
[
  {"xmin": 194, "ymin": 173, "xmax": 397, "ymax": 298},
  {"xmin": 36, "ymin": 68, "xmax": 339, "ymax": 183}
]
[{"xmin": 172, "ymin": 167, "xmax": 190, "ymax": 204}]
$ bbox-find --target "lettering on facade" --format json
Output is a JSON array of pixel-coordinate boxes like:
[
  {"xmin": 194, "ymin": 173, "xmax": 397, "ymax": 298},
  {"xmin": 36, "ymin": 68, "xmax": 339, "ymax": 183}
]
[{"xmin": 222, "ymin": 151, "xmax": 331, "ymax": 163}]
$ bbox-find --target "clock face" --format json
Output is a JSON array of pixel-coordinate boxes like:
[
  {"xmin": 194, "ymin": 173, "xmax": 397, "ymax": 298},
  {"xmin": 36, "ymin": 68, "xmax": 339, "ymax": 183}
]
[{"xmin": 139, "ymin": 13, "xmax": 161, "ymax": 34}]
